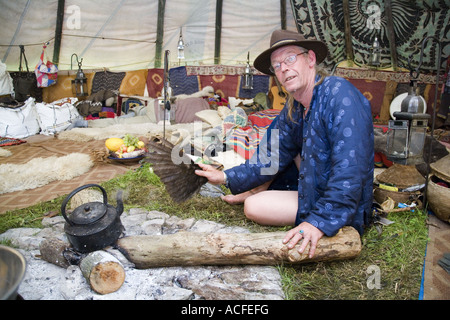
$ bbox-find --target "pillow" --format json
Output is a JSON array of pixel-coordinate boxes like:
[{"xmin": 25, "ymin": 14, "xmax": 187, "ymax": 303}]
[
  {"xmin": 175, "ymin": 97, "xmax": 210, "ymax": 123},
  {"xmin": 195, "ymin": 109, "xmax": 223, "ymax": 128},
  {"xmin": 217, "ymin": 106, "xmax": 232, "ymax": 119},
  {"xmin": 222, "ymin": 107, "xmax": 248, "ymax": 136}
]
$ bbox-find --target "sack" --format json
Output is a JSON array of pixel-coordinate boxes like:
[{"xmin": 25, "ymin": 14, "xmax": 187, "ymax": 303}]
[
  {"xmin": 0, "ymin": 97, "xmax": 40, "ymax": 138},
  {"xmin": 34, "ymin": 44, "xmax": 58, "ymax": 88},
  {"xmin": 0, "ymin": 61, "xmax": 14, "ymax": 96},
  {"xmin": 11, "ymin": 45, "xmax": 40, "ymax": 102},
  {"xmin": 35, "ymin": 97, "xmax": 80, "ymax": 135}
]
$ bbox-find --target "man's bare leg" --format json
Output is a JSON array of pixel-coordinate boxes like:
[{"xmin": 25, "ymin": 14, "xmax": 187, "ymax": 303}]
[
  {"xmin": 244, "ymin": 190, "xmax": 298, "ymax": 226},
  {"xmin": 221, "ymin": 154, "xmax": 301, "ymax": 205}
]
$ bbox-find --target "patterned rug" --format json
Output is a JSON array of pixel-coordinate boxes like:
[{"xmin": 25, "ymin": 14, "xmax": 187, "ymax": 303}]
[
  {"xmin": 422, "ymin": 214, "xmax": 450, "ymax": 300},
  {"xmin": 0, "ymin": 137, "xmax": 26, "ymax": 147}
]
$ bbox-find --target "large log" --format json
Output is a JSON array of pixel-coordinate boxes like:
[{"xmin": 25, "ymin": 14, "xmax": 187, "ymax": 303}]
[{"xmin": 117, "ymin": 226, "xmax": 361, "ymax": 269}]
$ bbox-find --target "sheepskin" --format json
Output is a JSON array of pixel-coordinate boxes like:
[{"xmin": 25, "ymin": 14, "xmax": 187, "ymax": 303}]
[
  {"xmin": 174, "ymin": 85, "xmax": 214, "ymax": 101},
  {"xmin": 0, "ymin": 153, "xmax": 93, "ymax": 194},
  {"xmin": 0, "ymin": 148, "xmax": 12, "ymax": 157},
  {"xmin": 57, "ymin": 122, "xmax": 211, "ymax": 142}
]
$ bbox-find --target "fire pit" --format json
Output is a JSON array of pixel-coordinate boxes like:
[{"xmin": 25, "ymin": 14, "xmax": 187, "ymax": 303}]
[{"xmin": 0, "ymin": 208, "xmax": 285, "ymax": 300}]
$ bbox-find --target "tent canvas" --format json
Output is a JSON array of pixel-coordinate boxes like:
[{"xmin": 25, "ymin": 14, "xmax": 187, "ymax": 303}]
[{"xmin": 0, "ymin": 0, "xmax": 297, "ymax": 71}]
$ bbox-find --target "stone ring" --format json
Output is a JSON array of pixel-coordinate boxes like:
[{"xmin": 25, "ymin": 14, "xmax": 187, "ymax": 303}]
[{"xmin": 299, "ymin": 229, "xmax": 304, "ymax": 234}]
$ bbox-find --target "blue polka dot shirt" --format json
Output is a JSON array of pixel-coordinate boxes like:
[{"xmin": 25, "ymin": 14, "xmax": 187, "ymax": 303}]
[{"xmin": 225, "ymin": 75, "xmax": 374, "ymax": 236}]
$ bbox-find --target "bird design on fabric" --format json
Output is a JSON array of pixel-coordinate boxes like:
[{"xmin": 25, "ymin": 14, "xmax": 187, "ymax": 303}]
[{"xmin": 144, "ymin": 136, "xmax": 223, "ymax": 203}]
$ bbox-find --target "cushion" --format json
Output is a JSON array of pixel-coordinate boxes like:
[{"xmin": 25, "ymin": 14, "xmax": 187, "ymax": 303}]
[
  {"xmin": 195, "ymin": 109, "xmax": 223, "ymax": 128},
  {"xmin": 175, "ymin": 97, "xmax": 210, "ymax": 123}
]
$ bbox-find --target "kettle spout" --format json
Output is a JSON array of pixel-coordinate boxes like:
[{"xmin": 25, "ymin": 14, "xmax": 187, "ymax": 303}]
[{"xmin": 116, "ymin": 190, "xmax": 124, "ymax": 216}]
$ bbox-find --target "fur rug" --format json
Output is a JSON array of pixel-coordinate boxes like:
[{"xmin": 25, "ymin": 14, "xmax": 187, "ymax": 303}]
[
  {"xmin": 0, "ymin": 153, "xmax": 93, "ymax": 194},
  {"xmin": 57, "ymin": 122, "xmax": 211, "ymax": 143},
  {"xmin": 0, "ymin": 148, "xmax": 12, "ymax": 157}
]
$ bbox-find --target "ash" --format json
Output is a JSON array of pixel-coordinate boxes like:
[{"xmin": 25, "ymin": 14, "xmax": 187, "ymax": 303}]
[{"xmin": 0, "ymin": 208, "xmax": 284, "ymax": 300}]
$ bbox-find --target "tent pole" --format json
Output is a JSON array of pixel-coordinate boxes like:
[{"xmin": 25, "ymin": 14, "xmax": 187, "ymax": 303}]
[
  {"xmin": 52, "ymin": 0, "xmax": 65, "ymax": 66},
  {"xmin": 280, "ymin": 0, "xmax": 286, "ymax": 30},
  {"xmin": 155, "ymin": 0, "xmax": 166, "ymax": 68},
  {"xmin": 342, "ymin": 0, "xmax": 354, "ymax": 64},
  {"xmin": 214, "ymin": 0, "xmax": 223, "ymax": 65},
  {"xmin": 384, "ymin": 0, "xmax": 398, "ymax": 70}
]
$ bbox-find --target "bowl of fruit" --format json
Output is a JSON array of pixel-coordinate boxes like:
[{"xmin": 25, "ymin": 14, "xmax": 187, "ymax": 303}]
[{"xmin": 105, "ymin": 134, "xmax": 147, "ymax": 164}]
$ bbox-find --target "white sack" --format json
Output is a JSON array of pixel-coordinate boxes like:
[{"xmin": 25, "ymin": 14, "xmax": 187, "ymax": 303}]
[
  {"xmin": 0, "ymin": 97, "xmax": 40, "ymax": 138},
  {"xmin": 35, "ymin": 97, "xmax": 80, "ymax": 135}
]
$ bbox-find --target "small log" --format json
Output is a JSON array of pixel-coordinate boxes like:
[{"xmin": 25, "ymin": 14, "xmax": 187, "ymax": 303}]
[
  {"xmin": 79, "ymin": 251, "xmax": 125, "ymax": 295},
  {"xmin": 117, "ymin": 226, "xmax": 361, "ymax": 269},
  {"xmin": 39, "ymin": 238, "xmax": 75, "ymax": 268}
]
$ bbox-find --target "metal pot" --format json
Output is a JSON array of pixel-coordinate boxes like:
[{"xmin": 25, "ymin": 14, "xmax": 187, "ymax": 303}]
[
  {"xmin": 61, "ymin": 184, "xmax": 124, "ymax": 253},
  {"xmin": 0, "ymin": 245, "xmax": 26, "ymax": 300}
]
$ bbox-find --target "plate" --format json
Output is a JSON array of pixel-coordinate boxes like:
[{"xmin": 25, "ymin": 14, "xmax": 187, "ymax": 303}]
[{"xmin": 389, "ymin": 92, "xmax": 427, "ymax": 119}]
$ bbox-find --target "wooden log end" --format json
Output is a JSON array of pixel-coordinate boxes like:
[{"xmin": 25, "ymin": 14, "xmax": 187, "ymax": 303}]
[{"xmin": 89, "ymin": 261, "xmax": 125, "ymax": 295}]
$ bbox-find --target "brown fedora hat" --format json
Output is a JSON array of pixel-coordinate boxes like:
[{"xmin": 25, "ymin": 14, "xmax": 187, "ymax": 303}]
[{"xmin": 254, "ymin": 29, "xmax": 328, "ymax": 75}]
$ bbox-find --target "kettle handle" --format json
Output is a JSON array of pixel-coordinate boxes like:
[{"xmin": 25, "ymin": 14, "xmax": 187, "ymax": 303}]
[{"xmin": 61, "ymin": 184, "xmax": 108, "ymax": 226}]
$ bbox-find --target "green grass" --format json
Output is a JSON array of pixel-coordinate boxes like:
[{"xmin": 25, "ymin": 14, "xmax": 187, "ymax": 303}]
[{"xmin": 0, "ymin": 163, "xmax": 429, "ymax": 300}]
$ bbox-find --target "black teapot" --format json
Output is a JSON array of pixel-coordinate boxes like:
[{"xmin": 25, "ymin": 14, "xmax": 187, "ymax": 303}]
[{"xmin": 61, "ymin": 184, "xmax": 124, "ymax": 253}]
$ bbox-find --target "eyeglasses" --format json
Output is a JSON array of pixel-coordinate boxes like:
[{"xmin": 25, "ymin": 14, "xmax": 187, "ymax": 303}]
[{"xmin": 269, "ymin": 51, "xmax": 309, "ymax": 73}]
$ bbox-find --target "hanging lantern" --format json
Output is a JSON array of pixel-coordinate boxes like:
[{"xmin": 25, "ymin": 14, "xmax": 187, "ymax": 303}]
[
  {"xmin": 177, "ymin": 28, "xmax": 185, "ymax": 61},
  {"xmin": 242, "ymin": 52, "xmax": 253, "ymax": 90},
  {"xmin": 70, "ymin": 53, "xmax": 88, "ymax": 97},
  {"xmin": 370, "ymin": 37, "xmax": 381, "ymax": 67}
]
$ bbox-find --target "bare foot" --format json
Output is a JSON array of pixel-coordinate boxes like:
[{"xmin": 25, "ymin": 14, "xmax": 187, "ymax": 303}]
[
  {"xmin": 220, "ymin": 193, "xmax": 250, "ymax": 205},
  {"xmin": 221, "ymin": 180, "xmax": 273, "ymax": 205}
]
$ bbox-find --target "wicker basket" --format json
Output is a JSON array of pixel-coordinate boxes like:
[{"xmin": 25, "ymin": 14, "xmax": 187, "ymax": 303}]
[
  {"xmin": 374, "ymin": 164, "xmax": 424, "ymax": 205},
  {"xmin": 376, "ymin": 163, "xmax": 425, "ymax": 189},
  {"xmin": 430, "ymin": 154, "xmax": 450, "ymax": 182},
  {"xmin": 427, "ymin": 155, "xmax": 450, "ymax": 222},
  {"xmin": 427, "ymin": 174, "xmax": 450, "ymax": 223},
  {"xmin": 373, "ymin": 186, "xmax": 421, "ymax": 205}
]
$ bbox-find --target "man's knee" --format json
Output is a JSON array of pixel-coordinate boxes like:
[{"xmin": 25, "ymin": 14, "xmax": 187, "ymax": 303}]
[{"xmin": 243, "ymin": 196, "xmax": 260, "ymax": 222}]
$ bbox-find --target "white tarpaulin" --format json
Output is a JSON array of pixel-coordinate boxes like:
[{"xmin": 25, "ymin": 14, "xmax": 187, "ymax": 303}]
[{"xmin": 0, "ymin": 0, "xmax": 297, "ymax": 71}]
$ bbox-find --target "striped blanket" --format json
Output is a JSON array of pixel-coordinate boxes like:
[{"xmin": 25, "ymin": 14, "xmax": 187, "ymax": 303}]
[{"xmin": 226, "ymin": 109, "xmax": 280, "ymax": 159}]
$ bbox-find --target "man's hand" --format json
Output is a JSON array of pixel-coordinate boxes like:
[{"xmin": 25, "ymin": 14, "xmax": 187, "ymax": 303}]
[
  {"xmin": 283, "ymin": 222, "xmax": 324, "ymax": 258},
  {"xmin": 195, "ymin": 163, "xmax": 226, "ymax": 185}
]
